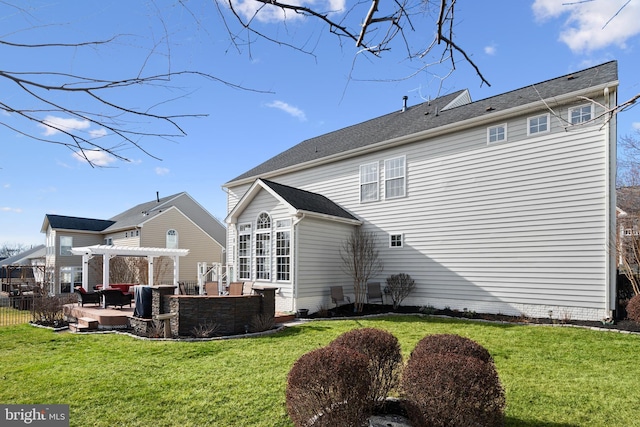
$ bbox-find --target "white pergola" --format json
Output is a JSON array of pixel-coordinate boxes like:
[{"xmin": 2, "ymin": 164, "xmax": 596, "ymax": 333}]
[{"xmin": 70, "ymin": 245, "xmax": 189, "ymax": 293}]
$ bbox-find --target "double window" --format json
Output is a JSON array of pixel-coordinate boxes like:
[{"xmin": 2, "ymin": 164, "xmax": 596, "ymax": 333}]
[
  {"xmin": 360, "ymin": 156, "xmax": 406, "ymax": 203},
  {"xmin": 569, "ymin": 104, "xmax": 593, "ymax": 125}
]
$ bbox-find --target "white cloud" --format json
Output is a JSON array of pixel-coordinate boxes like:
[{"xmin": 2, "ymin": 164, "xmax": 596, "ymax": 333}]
[
  {"xmin": 266, "ymin": 100, "xmax": 307, "ymax": 121},
  {"xmin": 39, "ymin": 115, "xmax": 90, "ymax": 136},
  {"xmin": 532, "ymin": 0, "xmax": 640, "ymax": 53},
  {"xmin": 3, "ymin": 184, "xmax": 10, "ymax": 189},
  {"xmin": 633, "ymin": 122, "xmax": 640, "ymax": 130},
  {"xmin": 0, "ymin": 207, "xmax": 22, "ymax": 213},
  {"xmin": 484, "ymin": 44, "xmax": 497, "ymax": 55},
  {"xmin": 228, "ymin": 0, "xmax": 345, "ymax": 23},
  {"xmin": 155, "ymin": 167, "xmax": 170, "ymax": 176},
  {"xmin": 71, "ymin": 150, "xmax": 116, "ymax": 166},
  {"xmin": 89, "ymin": 128, "xmax": 108, "ymax": 138}
]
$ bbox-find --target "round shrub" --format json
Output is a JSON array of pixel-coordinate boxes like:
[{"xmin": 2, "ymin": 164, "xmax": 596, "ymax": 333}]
[
  {"xmin": 329, "ymin": 327, "xmax": 403, "ymax": 408},
  {"xmin": 286, "ymin": 345, "xmax": 373, "ymax": 427},
  {"xmin": 626, "ymin": 294, "xmax": 640, "ymax": 323},
  {"xmin": 401, "ymin": 351, "xmax": 505, "ymax": 427},
  {"xmin": 411, "ymin": 333, "xmax": 493, "ymax": 364}
]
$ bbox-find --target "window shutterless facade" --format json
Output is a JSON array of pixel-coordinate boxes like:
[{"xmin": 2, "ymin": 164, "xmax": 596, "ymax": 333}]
[
  {"xmin": 238, "ymin": 224, "xmax": 251, "ymax": 280},
  {"xmin": 360, "ymin": 162, "xmax": 379, "ymax": 202},
  {"xmin": 384, "ymin": 156, "xmax": 406, "ymax": 199},
  {"xmin": 60, "ymin": 236, "xmax": 72, "ymax": 256},
  {"xmin": 255, "ymin": 213, "xmax": 271, "ymax": 280},
  {"xmin": 528, "ymin": 114, "xmax": 549, "ymax": 135},
  {"xmin": 569, "ymin": 104, "xmax": 593, "ymax": 124},
  {"xmin": 487, "ymin": 124, "xmax": 507, "ymax": 144},
  {"xmin": 166, "ymin": 229, "xmax": 178, "ymax": 249},
  {"xmin": 390, "ymin": 233, "xmax": 404, "ymax": 248}
]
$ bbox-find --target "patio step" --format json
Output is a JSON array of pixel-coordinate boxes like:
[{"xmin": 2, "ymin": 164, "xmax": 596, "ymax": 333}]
[{"xmin": 70, "ymin": 317, "xmax": 99, "ymax": 332}]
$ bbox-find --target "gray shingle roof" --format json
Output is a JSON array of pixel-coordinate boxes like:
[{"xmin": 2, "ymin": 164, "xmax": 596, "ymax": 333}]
[
  {"xmin": 104, "ymin": 192, "xmax": 185, "ymax": 231},
  {"xmin": 227, "ymin": 61, "xmax": 618, "ymax": 184},
  {"xmin": 260, "ymin": 179, "xmax": 358, "ymax": 221},
  {"xmin": 45, "ymin": 214, "xmax": 115, "ymax": 232}
]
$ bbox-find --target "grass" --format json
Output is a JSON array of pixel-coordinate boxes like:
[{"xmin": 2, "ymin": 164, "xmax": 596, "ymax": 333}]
[
  {"xmin": 0, "ymin": 316, "xmax": 639, "ymax": 426},
  {"xmin": 0, "ymin": 306, "xmax": 32, "ymax": 325}
]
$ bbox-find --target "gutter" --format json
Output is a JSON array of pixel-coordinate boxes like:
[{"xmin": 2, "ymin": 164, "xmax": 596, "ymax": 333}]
[{"xmin": 225, "ymin": 81, "xmax": 619, "ymax": 188}]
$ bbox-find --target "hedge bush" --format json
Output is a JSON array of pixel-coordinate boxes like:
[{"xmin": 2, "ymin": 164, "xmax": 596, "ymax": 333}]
[
  {"xmin": 401, "ymin": 351, "xmax": 505, "ymax": 427},
  {"xmin": 411, "ymin": 333, "xmax": 493, "ymax": 364},
  {"xmin": 329, "ymin": 327, "xmax": 402, "ymax": 408},
  {"xmin": 627, "ymin": 294, "xmax": 640, "ymax": 323},
  {"xmin": 286, "ymin": 345, "xmax": 373, "ymax": 427}
]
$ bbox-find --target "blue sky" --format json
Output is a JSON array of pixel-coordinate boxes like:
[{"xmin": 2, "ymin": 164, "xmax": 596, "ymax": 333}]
[{"xmin": 2, "ymin": 0, "xmax": 640, "ymax": 247}]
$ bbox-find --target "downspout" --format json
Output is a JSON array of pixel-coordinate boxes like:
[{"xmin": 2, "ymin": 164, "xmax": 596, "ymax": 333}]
[
  {"xmin": 291, "ymin": 213, "xmax": 305, "ymax": 312},
  {"xmin": 604, "ymin": 85, "xmax": 617, "ymax": 319}
]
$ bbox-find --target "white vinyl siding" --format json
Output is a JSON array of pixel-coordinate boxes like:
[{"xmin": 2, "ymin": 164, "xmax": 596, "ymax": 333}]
[{"xmin": 226, "ymin": 93, "xmax": 613, "ymax": 319}]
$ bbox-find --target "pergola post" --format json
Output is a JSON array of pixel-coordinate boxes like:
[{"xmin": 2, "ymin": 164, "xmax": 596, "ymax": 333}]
[
  {"xmin": 148, "ymin": 256, "xmax": 155, "ymax": 286},
  {"xmin": 103, "ymin": 254, "xmax": 110, "ymax": 289},
  {"xmin": 172, "ymin": 255, "xmax": 179, "ymax": 295},
  {"xmin": 81, "ymin": 254, "xmax": 90, "ymax": 292}
]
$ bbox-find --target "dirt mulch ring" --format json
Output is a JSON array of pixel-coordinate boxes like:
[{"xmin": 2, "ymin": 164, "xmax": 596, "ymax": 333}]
[{"xmin": 311, "ymin": 304, "xmax": 640, "ymax": 333}]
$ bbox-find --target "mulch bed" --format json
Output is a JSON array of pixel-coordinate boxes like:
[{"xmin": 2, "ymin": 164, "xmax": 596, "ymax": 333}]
[{"xmin": 313, "ymin": 304, "xmax": 640, "ymax": 333}]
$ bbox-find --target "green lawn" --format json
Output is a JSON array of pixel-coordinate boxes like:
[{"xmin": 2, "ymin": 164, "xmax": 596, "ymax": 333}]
[{"xmin": 0, "ymin": 316, "xmax": 638, "ymax": 426}]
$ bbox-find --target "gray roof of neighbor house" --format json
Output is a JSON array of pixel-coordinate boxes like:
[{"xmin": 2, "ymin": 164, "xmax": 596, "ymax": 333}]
[
  {"xmin": 41, "ymin": 192, "xmax": 227, "ymax": 245},
  {"xmin": 260, "ymin": 179, "xmax": 359, "ymax": 221},
  {"xmin": 103, "ymin": 192, "xmax": 226, "ymax": 245},
  {"xmin": 226, "ymin": 61, "xmax": 618, "ymax": 184},
  {"xmin": 0, "ymin": 245, "xmax": 46, "ymax": 267},
  {"xmin": 42, "ymin": 214, "xmax": 115, "ymax": 233}
]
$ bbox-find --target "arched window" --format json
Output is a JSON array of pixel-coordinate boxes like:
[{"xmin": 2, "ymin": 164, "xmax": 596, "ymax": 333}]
[
  {"xmin": 166, "ymin": 229, "xmax": 178, "ymax": 249},
  {"xmin": 255, "ymin": 213, "xmax": 271, "ymax": 280}
]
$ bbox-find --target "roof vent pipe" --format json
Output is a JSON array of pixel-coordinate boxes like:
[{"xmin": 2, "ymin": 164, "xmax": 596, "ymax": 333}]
[
  {"xmin": 402, "ymin": 96, "xmax": 408, "ymax": 112},
  {"xmin": 156, "ymin": 191, "xmax": 160, "ymax": 203}
]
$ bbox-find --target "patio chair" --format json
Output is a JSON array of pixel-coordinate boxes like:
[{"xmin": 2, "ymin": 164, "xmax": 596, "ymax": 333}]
[
  {"xmin": 367, "ymin": 282, "xmax": 384, "ymax": 304},
  {"xmin": 330, "ymin": 286, "xmax": 350, "ymax": 307},
  {"xmin": 228, "ymin": 282, "xmax": 243, "ymax": 296},
  {"xmin": 242, "ymin": 281, "xmax": 255, "ymax": 295},
  {"xmin": 179, "ymin": 282, "xmax": 188, "ymax": 295},
  {"xmin": 100, "ymin": 288, "xmax": 133, "ymax": 309},
  {"xmin": 74, "ymin": 287, "xmax": 101, "ymax": 307},
  {"xmin": 205, "ymin": 282, "xmax": 218, "ymax": 296}
]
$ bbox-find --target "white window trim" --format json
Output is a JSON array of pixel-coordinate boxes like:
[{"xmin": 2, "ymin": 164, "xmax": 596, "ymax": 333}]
[
  {"xmin": 384, "ymin": 155, "xmax": 406, "ymax": 200},
  {"xmin": 166, "ymin": 229, "xmax": 178, "ymax": 249},
  {"xmin": 237, "ymin": 223, "xmax": 252, "ymax": 280},
  {"xmin": 255, "ymin": 212, "xmax": 272, "ymax": 281},
  {"xmin": 389, "ymin": 233, "xmax": 404, "ymax": 248},
  {"xmin": 60, "ymin": 236, "xmax": 73, "ymax": 256},
  {"xmin": 360, "ymin": 161, "xmax": 379, "ymax": 203},
  {"xmin": 487, "ymin": 123, "xmax": 507, "ymax": 144},
  {"xmin": 568, "ymin": 103, "xmax": 594, "ymax": 125},
  {"xmin": 527, "ymin": 113, "xmax": 550, "ymax": 136}
]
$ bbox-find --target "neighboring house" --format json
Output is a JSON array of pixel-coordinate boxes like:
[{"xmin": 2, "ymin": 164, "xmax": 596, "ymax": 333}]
[
  {"xmin": 616, "ymin": 186, "xmax": 640, "ymax": 268},
  {"xmin": 223, "ymin": 61, "xmax": 618, "ymax": 321},
  {"xmin": 41, "ymin": 192, "xmax": 226, "ymax": 293},
  {"xmin": 0, "ymin": 245, "xmax": 46, "ymax": 290}
]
